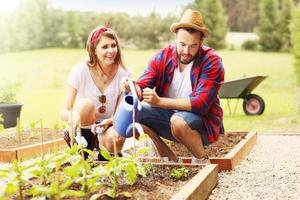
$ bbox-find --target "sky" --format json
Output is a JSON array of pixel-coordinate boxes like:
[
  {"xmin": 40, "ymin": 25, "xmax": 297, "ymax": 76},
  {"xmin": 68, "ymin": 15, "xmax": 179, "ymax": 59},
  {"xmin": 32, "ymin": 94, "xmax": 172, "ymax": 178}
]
[{"xmin": 0, "ymin": 0, "xmax": 193, "ymax": 16}]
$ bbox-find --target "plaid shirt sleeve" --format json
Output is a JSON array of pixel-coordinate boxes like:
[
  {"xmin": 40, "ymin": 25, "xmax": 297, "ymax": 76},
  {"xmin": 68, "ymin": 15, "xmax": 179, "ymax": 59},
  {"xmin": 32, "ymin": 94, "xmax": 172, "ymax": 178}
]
[
  {"xmin": 136, "ymin": 48, "xmax": 169, "ymax": 95},
  {"xmin": 189, "ymin": 53, "xmax": 224, "ymax": 115}
]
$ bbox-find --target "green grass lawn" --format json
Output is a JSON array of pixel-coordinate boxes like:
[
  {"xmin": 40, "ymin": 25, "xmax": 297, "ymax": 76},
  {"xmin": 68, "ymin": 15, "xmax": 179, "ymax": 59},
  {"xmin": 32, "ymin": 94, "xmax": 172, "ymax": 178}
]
[{"xmin": 0, "ymin": 48, "xmax": 299, "ymax": 133}]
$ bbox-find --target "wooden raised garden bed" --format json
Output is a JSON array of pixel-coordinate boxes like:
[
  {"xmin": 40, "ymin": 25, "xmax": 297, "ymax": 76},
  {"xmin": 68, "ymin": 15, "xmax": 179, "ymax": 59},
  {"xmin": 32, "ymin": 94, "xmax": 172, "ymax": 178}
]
[
  {"xmin": 96, "ymin": 161, "xmax": 219, "ymax": 200},
  {"xmin": 170, "ymin": 164, "xmax": 218, "ymax": 200},
  {"xmin": 141, "ymin": 131, "xmax": 257, "ymax": 171},
  {"xmin": 209, "ymin": 131, "xmax": 257, "ymax": 171},
  {"xmin": 0, "ymin": 127, "xmax": 67, "ymax": 162}
]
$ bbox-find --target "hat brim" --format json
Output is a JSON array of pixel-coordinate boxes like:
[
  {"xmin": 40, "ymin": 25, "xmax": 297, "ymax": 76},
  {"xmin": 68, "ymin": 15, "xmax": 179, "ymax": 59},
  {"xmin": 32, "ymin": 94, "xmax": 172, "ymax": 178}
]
[{"xmin": 170, "ymin": 22, "xmax": 209, "ymax": 37}]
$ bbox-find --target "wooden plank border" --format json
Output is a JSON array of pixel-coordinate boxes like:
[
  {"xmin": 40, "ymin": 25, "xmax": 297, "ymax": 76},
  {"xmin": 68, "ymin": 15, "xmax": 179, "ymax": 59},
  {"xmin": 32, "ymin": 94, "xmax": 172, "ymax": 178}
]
[
  {"xmin": 0, "ymin": 138, "xmax": 67, "ymax": 162},
  {"xmin": 209, "ymin": 131, "xmax": 257, "ymax": 171},
  {"xmin": 171, "ymin": 164, "xmax": 218, "ymax": 200}
]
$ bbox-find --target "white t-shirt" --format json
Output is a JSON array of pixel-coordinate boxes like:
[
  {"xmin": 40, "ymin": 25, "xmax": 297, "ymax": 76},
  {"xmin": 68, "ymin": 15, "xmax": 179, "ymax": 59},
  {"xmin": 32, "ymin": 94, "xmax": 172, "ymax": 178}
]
[
  {"xmin": 168, "ymin": 61, "xmax": 193, "ymax": 98},
  {"xmin": 67, "ymin": 63, "xmax": 129, "ymax": 122}
]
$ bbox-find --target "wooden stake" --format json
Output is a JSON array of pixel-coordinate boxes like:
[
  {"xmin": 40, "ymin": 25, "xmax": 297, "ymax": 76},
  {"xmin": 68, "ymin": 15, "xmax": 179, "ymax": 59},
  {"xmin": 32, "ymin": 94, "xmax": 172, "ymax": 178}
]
[
  {"xmin": 39, "ymin": 119, "xmax": 44, "ymax": 158},
  {"xmin": 70, "ymin": 109, "xmax": 75, "ymax": 146},
  {"xmin": 112, "ymin": 114, "xmax": 117, "ymax": 157},
  {"xmin": 132, "ymin": 107, "xmax": 136, "ymax": 157},
  {"xmin": 16, "ymin": 118, "xmax": 21, "ymax": 161}
]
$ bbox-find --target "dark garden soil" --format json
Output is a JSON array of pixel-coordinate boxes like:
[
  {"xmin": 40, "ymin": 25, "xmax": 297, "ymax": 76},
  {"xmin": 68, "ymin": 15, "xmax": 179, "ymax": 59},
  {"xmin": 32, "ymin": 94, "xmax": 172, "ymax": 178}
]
[
  {"xmin": 19, "ymin": 165, "xmax": 202, "ymax": 200},
  {"xmin": 0, "ymin": 128, "xmax": 64, "ymax": 149},
  {"xmin": 166, "ymin": 131, "xmax": 248, "ymax": 157},
  {"xmin": 97, "ymin": 165, "xmax": 203, "ymax": 200}
]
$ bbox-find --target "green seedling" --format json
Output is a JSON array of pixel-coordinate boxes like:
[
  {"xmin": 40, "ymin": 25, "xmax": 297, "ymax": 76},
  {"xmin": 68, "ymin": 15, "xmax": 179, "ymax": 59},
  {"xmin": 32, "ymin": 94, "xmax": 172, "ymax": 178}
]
[
  {"xmin": 28, "ymin": 121, "xmax": 39, "ymax": 139},
  {"xmin": 28, "ymin": 146, "xmax": 83, "ymax": 199},
  {"xmin": 0, "ymin": 160, "xmax": 34, "ymax": 200},
  {"xmin": 99, "ymin": 147, "xmax": 147, "ymax": 198},
  {"xmin": 169, "ymin": 167, "xmax": 189, "ymax": 181}
]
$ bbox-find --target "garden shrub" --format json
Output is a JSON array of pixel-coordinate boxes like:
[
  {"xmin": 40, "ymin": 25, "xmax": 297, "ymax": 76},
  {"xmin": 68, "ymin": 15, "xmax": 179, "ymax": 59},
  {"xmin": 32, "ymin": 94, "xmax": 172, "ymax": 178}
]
[{"xmin": 242, "ymin": 39, "xmax": 258, "ymax": 50}]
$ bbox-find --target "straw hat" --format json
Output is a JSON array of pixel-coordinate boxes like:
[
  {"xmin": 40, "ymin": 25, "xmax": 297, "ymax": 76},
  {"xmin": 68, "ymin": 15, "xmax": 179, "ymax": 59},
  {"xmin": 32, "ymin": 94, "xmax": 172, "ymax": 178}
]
[{"xmin": 170, "ymin": 9, "xmax": 209, "ymax": 37}]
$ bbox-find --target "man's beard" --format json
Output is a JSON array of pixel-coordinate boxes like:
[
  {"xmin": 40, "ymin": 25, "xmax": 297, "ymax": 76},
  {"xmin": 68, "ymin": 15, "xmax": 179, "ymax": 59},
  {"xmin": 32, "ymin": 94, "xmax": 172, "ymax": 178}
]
[{"xmin": 177, "ymin": 52, "xmax": 195, "ymax": 65}]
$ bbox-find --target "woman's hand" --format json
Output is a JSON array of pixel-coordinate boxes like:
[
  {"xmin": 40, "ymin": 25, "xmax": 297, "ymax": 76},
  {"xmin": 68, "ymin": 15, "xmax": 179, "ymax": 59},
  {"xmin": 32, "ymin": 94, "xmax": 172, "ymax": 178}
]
[
  {"xmin": 120, "ymin": 77, "xmax": 130, "ymax": 93},
  {"xmin": 99, "ymin": 118, "xmax": 113, "ymax": 131},
  {"xmin": 91, "ymin": 118, "xmax": 113, "ymax": 135}
]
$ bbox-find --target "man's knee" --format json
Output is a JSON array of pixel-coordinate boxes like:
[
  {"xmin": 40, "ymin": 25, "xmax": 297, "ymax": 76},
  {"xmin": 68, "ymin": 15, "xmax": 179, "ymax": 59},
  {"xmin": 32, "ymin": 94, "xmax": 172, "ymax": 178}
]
[{"xmin": 170, "ymin": 115, "xmax": 189, "ymax": 137}]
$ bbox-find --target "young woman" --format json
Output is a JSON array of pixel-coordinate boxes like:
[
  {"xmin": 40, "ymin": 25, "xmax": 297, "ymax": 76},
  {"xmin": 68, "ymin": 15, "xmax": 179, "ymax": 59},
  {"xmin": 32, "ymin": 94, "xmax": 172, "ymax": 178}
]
[{"xmin": 60, "ymin": 25, "xmax": 129, "ymax": 159}]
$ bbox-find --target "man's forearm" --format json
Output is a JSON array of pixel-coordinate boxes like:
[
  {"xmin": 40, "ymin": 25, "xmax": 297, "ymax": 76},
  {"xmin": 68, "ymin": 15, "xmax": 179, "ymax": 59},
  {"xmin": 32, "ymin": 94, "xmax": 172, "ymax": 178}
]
[{"xmin": 156, "ymin": 97, "xmax": 192, "ymax": 111}]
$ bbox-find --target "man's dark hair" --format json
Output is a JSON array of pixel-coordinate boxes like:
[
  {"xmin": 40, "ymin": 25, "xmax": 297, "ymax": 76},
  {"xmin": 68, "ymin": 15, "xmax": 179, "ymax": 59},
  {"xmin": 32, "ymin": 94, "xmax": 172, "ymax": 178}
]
[{"xmin": 176, "ymin": 27, "xmax": 204, "ymax": 39}]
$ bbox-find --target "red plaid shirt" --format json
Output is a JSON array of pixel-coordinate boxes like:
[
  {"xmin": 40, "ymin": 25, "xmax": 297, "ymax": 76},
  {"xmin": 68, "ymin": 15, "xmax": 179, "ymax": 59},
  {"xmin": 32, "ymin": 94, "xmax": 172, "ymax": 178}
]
[{"xmin": 136, "ymin": 44, "xmax": 225, "ymax": 143}]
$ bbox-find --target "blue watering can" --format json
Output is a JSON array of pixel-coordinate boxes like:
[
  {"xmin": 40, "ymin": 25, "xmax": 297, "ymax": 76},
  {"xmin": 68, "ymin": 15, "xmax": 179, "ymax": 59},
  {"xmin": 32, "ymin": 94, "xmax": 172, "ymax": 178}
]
[{"xmin": 114, "ymin": 80, "xmax": 142, "ymax": 138}]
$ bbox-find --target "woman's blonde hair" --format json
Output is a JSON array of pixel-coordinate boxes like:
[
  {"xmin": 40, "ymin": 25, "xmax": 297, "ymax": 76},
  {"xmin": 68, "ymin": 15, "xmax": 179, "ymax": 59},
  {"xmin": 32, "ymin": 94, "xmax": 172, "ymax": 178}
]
[{"xmin": 86, "ymin": 26, "xmax": 125, "ymax": 69}]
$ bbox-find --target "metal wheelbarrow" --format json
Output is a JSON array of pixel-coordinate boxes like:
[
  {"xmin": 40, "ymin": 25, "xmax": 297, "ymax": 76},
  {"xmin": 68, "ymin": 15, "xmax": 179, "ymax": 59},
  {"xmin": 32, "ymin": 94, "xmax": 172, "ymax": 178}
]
[{"xmin": 219, "ymin": 75, "xmax": 268, "ymax": 115}]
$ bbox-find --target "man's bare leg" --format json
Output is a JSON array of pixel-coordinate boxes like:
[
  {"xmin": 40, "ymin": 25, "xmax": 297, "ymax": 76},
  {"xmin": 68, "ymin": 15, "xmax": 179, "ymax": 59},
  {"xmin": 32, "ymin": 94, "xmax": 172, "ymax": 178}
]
[
  {"xmin": 141, "ymin": 125, "xmax": 178, "ymax": 161},
  {"xmin": 170, "ymin": 116, "xmax": 207, "ymax": 158}
]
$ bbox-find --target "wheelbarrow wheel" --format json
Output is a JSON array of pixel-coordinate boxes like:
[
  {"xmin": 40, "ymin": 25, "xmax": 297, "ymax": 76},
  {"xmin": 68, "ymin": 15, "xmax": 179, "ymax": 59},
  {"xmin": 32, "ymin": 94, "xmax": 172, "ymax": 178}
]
[{"xmin": 243, "ymin": 94, "xmax": 265, "ymax": 115}]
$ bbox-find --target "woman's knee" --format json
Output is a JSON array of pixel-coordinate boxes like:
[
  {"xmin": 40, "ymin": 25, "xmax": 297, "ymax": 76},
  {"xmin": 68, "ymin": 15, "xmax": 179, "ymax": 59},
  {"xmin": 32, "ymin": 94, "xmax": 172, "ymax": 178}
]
[
  {"xmin": 77, "ymin": 98, "xmax": 97, "ymax": 126},
  {"xmin": 98, "ymin": 128, "xmax": 125, "ymax": 152}
]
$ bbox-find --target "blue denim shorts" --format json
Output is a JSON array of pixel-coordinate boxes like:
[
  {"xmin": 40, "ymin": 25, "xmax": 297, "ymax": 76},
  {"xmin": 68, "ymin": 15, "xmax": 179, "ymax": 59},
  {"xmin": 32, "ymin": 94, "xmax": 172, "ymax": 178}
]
[{"xmin": 137, "ymin": 103, "xmax": 209, "ymax": 146}]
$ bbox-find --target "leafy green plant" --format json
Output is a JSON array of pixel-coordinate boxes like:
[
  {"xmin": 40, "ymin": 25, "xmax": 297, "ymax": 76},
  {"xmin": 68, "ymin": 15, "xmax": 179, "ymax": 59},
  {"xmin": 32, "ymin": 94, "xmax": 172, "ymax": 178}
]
[
  {"xmin": 0, "ymin": 123, "xmax": 151, "ymax": 199},
  {"xmin": 99, "ymin": 146, "xmax": 147, "ymax": 198},
  {"xmin": 27, "ymin": 121, "xmax": 39, "ymax": 139},
  {"xmin": 169, "ymin": 167, "xmax": 189, "ymax": 181},
  {"xmin": 27, "ymin": 145, "xmax": 83, "ymax": 199},
  {"xmin": 0, "ymin": 160, "xmax": 34, "ymax": 200},
  {"xmin": 0, "ymin": 82, "xmax": 20, "ymax": 104}
]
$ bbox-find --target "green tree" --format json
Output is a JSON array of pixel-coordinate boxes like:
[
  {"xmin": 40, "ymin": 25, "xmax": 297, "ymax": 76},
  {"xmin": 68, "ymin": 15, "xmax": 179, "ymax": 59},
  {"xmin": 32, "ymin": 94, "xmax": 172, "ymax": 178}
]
[
  {"xmin": 58, "ymin": 11, "xmax": 84, "ymax": 48},
  {"xmin": 222, "ymin": 0, "xmax": 260, "ymax": 32},
  {"xmin": 130, "ymin": 12, "xmax": 174, "ymax": 49},
  {"xmin": 15, "ymin": 0, "xmax": 50, "ymax": 50},
  {"xmin": 290, "ymin": 3, "xmax": 300, "ymax": 112},
  {"xmin": 257, "ymin": 0, "xmax": 283, "ymax": 51},
  {"xmin": 189, "ymin": 0, "xmax": 228, "ymax": 49},
  {"xmin": 0, "ymin": 13, "xmax": 15, "ymax": 53},
  {"xmin": 278, "ymin": 0, "xmax": 293, "ymax": 51}
]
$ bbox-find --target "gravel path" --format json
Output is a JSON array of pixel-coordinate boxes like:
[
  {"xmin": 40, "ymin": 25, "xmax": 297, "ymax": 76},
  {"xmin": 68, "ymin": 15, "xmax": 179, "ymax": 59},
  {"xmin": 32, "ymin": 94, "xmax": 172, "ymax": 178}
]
[{"xmin": 209, "ymin": 134, "xmax": 300, "ymax": 200}]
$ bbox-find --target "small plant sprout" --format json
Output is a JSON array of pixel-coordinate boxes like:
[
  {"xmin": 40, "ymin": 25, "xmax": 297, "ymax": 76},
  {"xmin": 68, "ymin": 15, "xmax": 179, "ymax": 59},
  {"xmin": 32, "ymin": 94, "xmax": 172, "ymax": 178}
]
[
  {"xmin": 28, "ymin": 121, "xmax": 39, "ymax": 139},
  {"xmin": 169, "ymin": 167, "xmax": 189, "ymax": 181}
]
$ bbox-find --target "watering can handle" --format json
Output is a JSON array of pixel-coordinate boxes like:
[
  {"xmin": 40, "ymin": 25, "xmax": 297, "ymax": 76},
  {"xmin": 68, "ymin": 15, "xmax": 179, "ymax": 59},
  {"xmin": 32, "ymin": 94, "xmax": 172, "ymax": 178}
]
[{"xmin": 128, "ymin": 80, "xmax": 142, "ymax": 110}]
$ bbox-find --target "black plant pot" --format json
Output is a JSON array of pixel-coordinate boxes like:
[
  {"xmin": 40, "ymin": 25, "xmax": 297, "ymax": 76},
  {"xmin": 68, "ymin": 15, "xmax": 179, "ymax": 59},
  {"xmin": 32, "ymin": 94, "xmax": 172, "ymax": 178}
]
[{"xmin": 0, "ymin": 103, "xmax": 23, "ymax": 128}]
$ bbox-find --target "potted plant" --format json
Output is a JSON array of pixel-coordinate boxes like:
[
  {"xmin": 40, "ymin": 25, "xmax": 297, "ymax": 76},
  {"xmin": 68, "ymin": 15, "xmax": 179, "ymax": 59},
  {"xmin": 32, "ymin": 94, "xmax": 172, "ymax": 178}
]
[{"xmin": 0, "ymin": 82, "xmax": 22, "ymax": 128}]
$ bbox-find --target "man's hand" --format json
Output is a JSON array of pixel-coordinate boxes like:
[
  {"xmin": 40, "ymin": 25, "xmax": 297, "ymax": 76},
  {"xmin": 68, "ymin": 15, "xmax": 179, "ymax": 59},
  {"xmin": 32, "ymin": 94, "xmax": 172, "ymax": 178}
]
[{"xmin": 143, "ymin": 87, "xmax": 160, "ymax": 106}]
